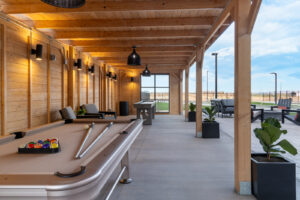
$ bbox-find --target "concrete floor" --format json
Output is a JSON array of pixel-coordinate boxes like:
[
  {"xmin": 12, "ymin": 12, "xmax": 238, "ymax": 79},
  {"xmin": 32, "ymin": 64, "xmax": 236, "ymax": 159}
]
[{"xmin": 111, "ymin": 115, "xmax": 256, "ymax": 200}]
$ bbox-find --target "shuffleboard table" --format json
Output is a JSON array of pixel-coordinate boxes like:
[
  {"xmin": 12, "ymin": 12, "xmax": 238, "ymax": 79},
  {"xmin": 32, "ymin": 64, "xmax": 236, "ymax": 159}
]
[{"xmin": 0, "ymin": 118, "xmax": 143, "ymax": 200}]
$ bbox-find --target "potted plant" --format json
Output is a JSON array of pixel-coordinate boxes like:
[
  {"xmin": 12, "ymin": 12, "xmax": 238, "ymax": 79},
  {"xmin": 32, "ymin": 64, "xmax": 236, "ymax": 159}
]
[
  {"xmin": 77, "ymin": 107, "xmax": 86, "ymax": 116},
  {"xmin": 188, "ymin": 102, "xmax": 196, "ymax": 122},
  {"xmin": 202, "ymin": 107, "xmax": 219, "ymax": 138},
  {"xmin": 252, "ymin": 118, "xmax": 297, "ymax": 200}
]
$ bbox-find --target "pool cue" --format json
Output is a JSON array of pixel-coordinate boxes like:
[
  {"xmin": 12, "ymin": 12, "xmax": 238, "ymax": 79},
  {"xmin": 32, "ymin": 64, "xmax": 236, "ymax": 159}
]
[
  {"xmin": 78, "ymin": 122, "xmax": 113, "ymax": 159},
  {"xmin": 75, "ymin": 122, "xmax": 95, "ymax": 159}
]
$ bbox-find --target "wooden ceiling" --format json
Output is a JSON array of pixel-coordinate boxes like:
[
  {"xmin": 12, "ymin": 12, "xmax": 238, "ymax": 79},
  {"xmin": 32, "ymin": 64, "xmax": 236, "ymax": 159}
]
[{"xmin": 0, "ymin": 0, "xmax": 233, "ymax": 69}]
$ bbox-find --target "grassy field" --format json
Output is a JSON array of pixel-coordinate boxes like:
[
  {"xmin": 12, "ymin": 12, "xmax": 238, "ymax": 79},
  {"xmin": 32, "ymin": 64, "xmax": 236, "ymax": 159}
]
[{"xmin": 156, "ymin": 102, "xmax": 169, "ymax": 111}]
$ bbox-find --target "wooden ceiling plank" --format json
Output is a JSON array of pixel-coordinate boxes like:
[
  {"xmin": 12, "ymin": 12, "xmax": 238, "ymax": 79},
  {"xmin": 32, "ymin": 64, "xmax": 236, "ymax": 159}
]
[
  {"xmin": 54, "ymin": 29, "xmax": 208, "ymax": 39},
  {"xmin": 1, "ymin": 0, "xmax": 228, "ymax": 14},
  {"xmin": 71, "ymin": 38, "xmax": 199, "ymax": 47},
  {"xmin": 34, "ymin": 17, "xmax": 215, "ymax": 29},
  {"xmin": 80, "ymin": 46, "xmax": 195, "ymax": 52}
]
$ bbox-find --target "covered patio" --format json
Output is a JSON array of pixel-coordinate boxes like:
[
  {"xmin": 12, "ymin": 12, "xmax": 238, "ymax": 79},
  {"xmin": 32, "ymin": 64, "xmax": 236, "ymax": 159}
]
[{"xmin": 0, "ymin": 0, "xmax": 277, "ymax": 199}]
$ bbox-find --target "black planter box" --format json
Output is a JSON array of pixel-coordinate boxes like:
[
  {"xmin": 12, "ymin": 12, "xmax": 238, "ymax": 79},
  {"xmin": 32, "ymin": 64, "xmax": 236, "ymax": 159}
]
[
  {"xmin": 188, "ymin": 111, "xmax": 196, "ymax": 122},
  {"xmin": 251, "ymin": 153, "xmax": 296, "ymax": 200},
  {"xmin": 202, "ymin": 121, "xmax": 219, "ymax": 138}
]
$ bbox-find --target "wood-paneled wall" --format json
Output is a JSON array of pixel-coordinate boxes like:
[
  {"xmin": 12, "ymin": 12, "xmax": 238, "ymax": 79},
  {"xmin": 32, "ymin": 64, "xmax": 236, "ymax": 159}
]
[{"xmin": 0, "ymin": 17, "xmax": 117, "ymax": 136}]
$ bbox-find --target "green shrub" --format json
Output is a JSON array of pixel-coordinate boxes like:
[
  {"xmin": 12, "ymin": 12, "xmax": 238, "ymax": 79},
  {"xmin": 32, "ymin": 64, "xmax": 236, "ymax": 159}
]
[
  {"xmin": 203, "ymin": 107, "xmax": 217, "ymax": 122},
  {"xmin": 189, "ymin": 103, "xmax": 196, "ymax": 112}
]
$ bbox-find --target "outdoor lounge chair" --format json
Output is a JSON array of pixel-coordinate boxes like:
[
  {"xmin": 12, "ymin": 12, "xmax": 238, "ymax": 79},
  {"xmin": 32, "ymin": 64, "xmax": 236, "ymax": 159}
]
[
  {"xmin": 271, "ymin": 98, "xmax": 292, "ymax": 110},
  {"xmin": 251, "ymin": 106, "xmax": 264, "ymax": 123},
  {"xmin": 282, "ymin": 109, "xmax": 300, "ymax": 125},
  {"xmin": 82, "ymin": 104, "xmax": 117, "ymax": 119},
  {"xmin": 220, "ymin": 99, "xmax": 234, "ymax": 117},
  {"xmin": 59, "ymin": 106, "xmax": 104, "ymax": 120}
]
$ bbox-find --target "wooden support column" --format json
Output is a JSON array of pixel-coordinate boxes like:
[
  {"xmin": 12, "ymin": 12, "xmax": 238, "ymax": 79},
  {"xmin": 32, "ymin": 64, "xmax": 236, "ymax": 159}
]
[
  {"xmin": 93, "ymin": 67, "xmax": 95, "ymax": 104},
  {"xmin": 179, "ymin": 69, "xmax": 183, "ymax": 115},
  {"xmin": 103, "ymin": 64, "xmax": 107, "ymax": 111},
  {"xmin": 0, "ymin": 24, "xmax": 6, "ymax": 135},
  {"xmin": 195, "ymin": 47, "xmax": 204, "ymax": 137},
  {"xmin": 86, "ymin": 66, "xmax": 89, "ymax": 104},
  {"xmin": 27, "ymin": 33, "xmax": 32, "ymax": 128},
  {"xmin": 61, "ymin": 56, "xmax": 65, "ymax": 108},
  {"xmin": 99, "ymin": 65, "xmax": 102, "ymax": 110},
  {"xmin": 77, "ymin": 64, "xmax": 80, "ymax": 109},
  {"xmin": 47, "ymin": 44, "xmax": 51, "ymax": 123},
  {"xmin": 68, "ymin": 47, "xmax": 74, "ymax": 109},
  {"xmin": 184, "ymin": 67, "xmax": 189, "ymax": 121},
  {"xmin": 234, "ymin": 0, "xmax": 252, "ymax": 195}
]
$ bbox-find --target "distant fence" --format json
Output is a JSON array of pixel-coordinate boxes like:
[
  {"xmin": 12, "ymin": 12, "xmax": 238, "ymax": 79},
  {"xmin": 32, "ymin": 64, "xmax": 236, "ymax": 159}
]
[{"xmin": 185, "ymin": 91, "xmax": 300, "ymax": 104}]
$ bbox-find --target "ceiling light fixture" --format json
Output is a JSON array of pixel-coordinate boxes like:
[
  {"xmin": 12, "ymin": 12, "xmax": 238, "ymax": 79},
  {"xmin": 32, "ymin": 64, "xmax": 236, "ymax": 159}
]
[
  {"xmin": 41, "ymin": 0, "xmax": 85, "ymax": 8},
  {"xmin": 142, "ymin": 65, "xmax": 151, "ymax": 77},
  {"xmin": 127, "ymin": 46, "xmax": 141, "ymax": 66}
]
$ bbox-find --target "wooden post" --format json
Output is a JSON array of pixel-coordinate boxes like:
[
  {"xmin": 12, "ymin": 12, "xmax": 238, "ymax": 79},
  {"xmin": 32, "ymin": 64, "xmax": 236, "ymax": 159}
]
[
  {"xmin": 184, "ymin": 67, "xmax": 189, "ymax": 121},
  {"xmin": 179, "ymin": 69, "xmax": 183, "ymax": 115},
  {"xmin": 77, "ymin": 62, "xmax": 80, "ymax": 109},
  {"xmin": 93, "ymin": 66, "xmax": 95, "ymax": 104},
  {"xmin": 0, "ymin": 24, "xmax": 6, "ymax": 135},
  {"xmin": 234, "ymin": 0, "xmax": 252, "ymax": 194},
  {"xmin": 47, "ymin": 44, "xmax": 51, "ymax": 123},
  {"xmin": 196, "ymin": 47, "xmax": 204, "ymax": 137},
  {"xmin": 86, "ymin": 66, "xmax": 89, "ymax": 104},
  {"xmin": 27, "ymin": 34, "xmax": 32, "ymax": 128},
  {"xmin": 61, "ymin": 54, "xmax": 65, "ymax": 109},
  {"xmin": 99, "ymin": 65, "xmax": 102, "ymax": 110},
  {"xmin": 103, "ymin": 64, "xmax": 107, "ymax": 111},
  {"xmin": 68, "ymin": 47, "xmax": 74, "ymax": 109}
]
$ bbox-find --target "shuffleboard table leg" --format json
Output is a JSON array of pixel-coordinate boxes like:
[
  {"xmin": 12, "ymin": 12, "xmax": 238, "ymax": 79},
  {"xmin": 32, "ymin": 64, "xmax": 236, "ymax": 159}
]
[{"xmin": 119, "ymin": 151, "xmax": 132, "ymax": 184}]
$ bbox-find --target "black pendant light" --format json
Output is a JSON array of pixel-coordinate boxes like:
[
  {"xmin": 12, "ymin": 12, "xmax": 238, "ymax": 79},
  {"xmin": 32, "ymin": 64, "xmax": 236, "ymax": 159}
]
[
  {"xmin": 41, "ymin": 0, "xmax": 85, "ymax": 8},
  {"xmin": 127, "ymin": 46, "xmax": 141, "ymax": 66},
  {"xmin": 142, "ymin": 65, "xmax": 151, "ymax": 77}
]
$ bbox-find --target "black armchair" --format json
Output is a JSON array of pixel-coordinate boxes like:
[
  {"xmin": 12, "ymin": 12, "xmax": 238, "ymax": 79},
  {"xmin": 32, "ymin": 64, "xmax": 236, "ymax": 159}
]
[
  {"xmin": 251, "ymin": 108, "xmax": 264, "ymax": 123},
  {"xmin": 282, "ymin": 109, "xmax": 300, "ymax": 125},
  {"xmin": 271, "ymin": 98, "xmax": 292, "ymax": 111},
  {"xmin": 82, "ymin": 104, "xmax": 117, "ymax": 119}
]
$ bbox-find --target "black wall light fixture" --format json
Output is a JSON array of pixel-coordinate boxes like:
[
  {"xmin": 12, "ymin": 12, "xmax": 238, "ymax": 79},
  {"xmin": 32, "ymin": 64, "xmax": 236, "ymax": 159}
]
[
  {"xmin": 31, "ymin": 44, "xmax": 43, "ymax": 61},
  {"xmin": 74, "ymin": 59, "xmax": 82, "ymax": 70},
  {"xmin": 130, "ymin": 77, "xmax": 134, "ymax": 82},
  {"xmin": 142, "ymin": 65, "xmax": 151, "ymax": 77},
  {"xmin": 113, "ymin": 74, "xmax": 117, "ymax": 81},
  {"xmin": 127, "ymin": 46, "xmax": 141, "ymax": 66},
  {"xmin": 88, "ymin": 65, "xmax": 95, "ymax": 75},
  {"xmin": 41, "ymin": 0, "xmax": 85, "ymax": 8},
  {"xmin": 50, "ymin": 54, "xmax": 56, "ymax": 61},
  {"xmin": 106, "ymin": 72, "xmax": 112, "ymax": 79}
]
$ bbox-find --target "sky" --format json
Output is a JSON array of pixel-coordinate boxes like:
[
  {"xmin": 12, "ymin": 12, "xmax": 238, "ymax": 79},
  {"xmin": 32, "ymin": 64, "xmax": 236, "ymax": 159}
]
[{"xmin": 187, "ymin": 0, "xmax": 300, "ymax": 93}]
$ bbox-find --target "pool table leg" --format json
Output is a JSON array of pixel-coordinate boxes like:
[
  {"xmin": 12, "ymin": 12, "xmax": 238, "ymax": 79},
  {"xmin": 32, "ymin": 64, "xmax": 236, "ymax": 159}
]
[{"xmin": 119, "ymin": 151, "xmax": 132, "ymax": 184}]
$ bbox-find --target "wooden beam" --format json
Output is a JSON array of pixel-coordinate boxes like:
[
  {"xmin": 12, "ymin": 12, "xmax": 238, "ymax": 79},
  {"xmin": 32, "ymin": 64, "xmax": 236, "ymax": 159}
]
[
  {"xmin": 112, "ymin": 65, "xmax": 185, "ymax": 70},
  {"xmin": 247, "ymin": 0, "xmax": 262, "ymax": 34},
  {"xmin": 55, "ymin": 29, "xmax": 207, "ymax": 39},
  {"xmin": 1, "ymin": 0, "xmax": 227, "ymax": 14},
  {"xmin": 104, "ymin": 60, "xmax": 188, "ymax": 65},
  {"xmin": 47, "ymin": 44, "xmax": 51, "ymax": 123},
  {"xmin": 234, "ymin": 0, "xmax": 252, "ymax": 195},
  {"xmin": 34, "ymin": 17, "xmax": 215, "ymax": 29},
  {"xmin": 184, "ymin": 67, "xmax": 189, "ymax": 121},
  {"xmin": 96, "ymin": 56, "xmax": 189, "ymax": 62},
  {"xmin": 27, "ymin": 34, "xmax": 32, "ymax": 128},
  {"xmin": 195, "ymin": 46, "xmax": 204, "ymax": 137},
  {"xmin": 203, "ymin": 0, "xmax": 234, "ymax": 47},
  {"xmin": 90, "ymin": 52, "xmax": 192, "ymax": 58},
  {"xmin": 0, "ymin": 24, "xmax": 6, "ymax": 136},
  {"xmin": 71, "ymin": 38, "xmax": 198, "ymax": 47},
  {"xmin": 61, "ymin": 59, "xmax": 65, "ymax": 109},
  {"xmin": 86, "ymin": 66, "xmax": 89, "ymax": 104},
  {"xmin": 68, "ymin": 47, "xmax": 74, "ymax": 109},
  {"xmin": 81, "ymin": 46, "xmax": 195, "ymax": 53}
]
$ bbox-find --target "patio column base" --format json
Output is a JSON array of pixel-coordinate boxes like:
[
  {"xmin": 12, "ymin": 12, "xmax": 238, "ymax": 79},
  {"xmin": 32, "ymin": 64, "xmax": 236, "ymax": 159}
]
[
  {"xmin": 195, "ymin": 131, "xmax": 202, "ymax": 138},
  {"xmin": 237, "ymin": 181, "xmax": 251, "ymax": 195}
]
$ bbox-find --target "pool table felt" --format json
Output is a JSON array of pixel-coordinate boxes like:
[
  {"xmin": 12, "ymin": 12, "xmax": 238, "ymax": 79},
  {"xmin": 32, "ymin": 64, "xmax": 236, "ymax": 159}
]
[{"xmin": 0, "ymin": 122, "xmax": 130, "ymax": 175}]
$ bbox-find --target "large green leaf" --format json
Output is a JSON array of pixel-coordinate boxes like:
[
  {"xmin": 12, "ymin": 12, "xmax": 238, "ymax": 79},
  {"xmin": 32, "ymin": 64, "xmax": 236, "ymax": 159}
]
[
  {"xmin": 264, "ymin": 124, "xmax": 282, "ymax": 144},
  {"xmin": 256, "ymin": 129, "xmax": 271, "ymax": 146},
  {"xmin": 276, "ymin": 139, "xmax": 298, "ymax": 156}
]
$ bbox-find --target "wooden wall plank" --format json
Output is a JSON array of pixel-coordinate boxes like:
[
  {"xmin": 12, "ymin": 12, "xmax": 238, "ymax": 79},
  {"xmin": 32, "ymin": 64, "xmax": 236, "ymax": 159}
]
[
  {"xmin": 68, "ymin": 46, "xmax": 74, "ymax": 109},
  {"xmin": 47, "ymin": 43, "xmax": 51, "ymax": 123},
  {"xmin": 27, "ymin": 34, "xmax": 32, "ymax": 128}
]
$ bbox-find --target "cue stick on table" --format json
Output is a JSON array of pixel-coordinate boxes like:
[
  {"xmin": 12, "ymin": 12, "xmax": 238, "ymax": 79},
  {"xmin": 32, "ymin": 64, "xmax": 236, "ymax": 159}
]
[
  {"xmin": 75, "ymin": 122, "xmax": 95, "ymax": 159},
  {"xmin": 78, "ymin": 122, "xmax": 113, "ymax": 159}
]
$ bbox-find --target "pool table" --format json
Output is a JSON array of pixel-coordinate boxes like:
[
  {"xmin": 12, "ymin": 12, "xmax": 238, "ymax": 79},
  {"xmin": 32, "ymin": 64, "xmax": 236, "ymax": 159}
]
[{"xmin": 0, "ymin": 118, "xmax": 143, "ymax": 200}]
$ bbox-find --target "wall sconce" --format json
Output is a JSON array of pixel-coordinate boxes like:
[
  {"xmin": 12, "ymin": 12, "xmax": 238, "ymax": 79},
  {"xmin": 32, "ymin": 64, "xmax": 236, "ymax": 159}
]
[
  {"xmin": 130, "ymin": 77, "xmax": 134, "ymax": 82},
  {"xmin": 31, "ymin": 44, "xmax": 43, "ymax": 61},
  {"xmin": 88, "ymin": 65, "xmax": 95, "ymax": 75},
  {"xmin": 50, "ymin": 54, "xmax": 56, "ymax": 61},
  {"xmin": 113, "ymin": 74, "xmax": 117, "ymax": 81},
  {"xmin": 106, "ymin": 72, "xmax": 112, "ymax": 79},
  {"xmin": 74, "ymin": 59, "xmax": 82, "ymax": 70}
]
